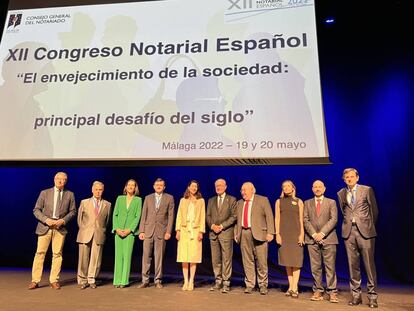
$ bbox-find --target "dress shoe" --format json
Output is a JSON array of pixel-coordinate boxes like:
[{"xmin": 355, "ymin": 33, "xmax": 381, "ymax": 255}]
[
  {"xmin": 368, "ymin": 298, "xmax": 378, "ymax": 308},
  {"xmin": 90, "ymin": 283, "xmax": 97, "ymax": 289},
  {"xmin": 79, "ymin": 283, "xmax": 89, "ymax": 290},
  {"xmin": 50, "ymin": 282, "xmax": 61, "ymax": 290},
  {"xmin": 137, "ymin": 282, "xmax": 149, "ymax": 289},
  {"xmin": 259, "ymin": 286, "xmax": 268, "ymax": 295},
  {"xmin": 329, "ymin": 292, "xmax": 339, "ymax": 303},
  {"xmin": 348, "ymin": 297, "xmax": 362, "ymax": 306},
  {"xmin": 28, "ymin": 282, "xmax": 39, "ymax": 290},
  {"xmin": 155, "ymin": 282, "xmax": 163, "ymax": 289},
  {"xmin": 221, "ymin": 286, "xmax": 230, "ymax": 293},
  {"xmin": 244, "ymin": 287, "xmax": 253, "ymax": 294},
  {"xmin": 310, "ymin": 291, "xmax": 324, "ymax": 301},
  {"xmin": 209, "ymin": 283, "xmax": 221, "ymax": 291}
]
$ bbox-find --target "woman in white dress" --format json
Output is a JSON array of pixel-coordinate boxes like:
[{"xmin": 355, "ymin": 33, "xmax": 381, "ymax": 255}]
[{"xmin": 175, "ymin": 180, "xmax": 205, "ymax": 291}]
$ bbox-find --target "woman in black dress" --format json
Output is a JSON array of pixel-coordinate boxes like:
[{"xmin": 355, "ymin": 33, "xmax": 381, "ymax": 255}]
[{"xmin": 275, "ymin": 180, "xmax": 304, "ymax": 298}]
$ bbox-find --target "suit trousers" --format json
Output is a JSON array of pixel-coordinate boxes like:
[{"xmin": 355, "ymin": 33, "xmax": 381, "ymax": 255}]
[
  {"xmin": 77, "ymin": 236, "xmax": 103, "ymax": 284},
  {"xmin": 141, "ymin": 235, "xmax": 166, "ymax": 284},
  {"xmin": 240, "ymin": 228, "xmax": 268, "ymax": 288},
  {"xmin": 32, "ymin": 229, "xmax": 65, "ymax": 283},
  {"xmin": 114, "ymin": 234, "xmax": 135, "ymax": 286},
  {"xmin": 344, "ymin": 225, "xmax": 377, "ymax": 299},
  {"xmin": 307, "ymin": 243, "xmax": 337, "ymax": 293},
  {"xmin": 210, "ymin": 238, "xmax": 233, "ymax": 286}
]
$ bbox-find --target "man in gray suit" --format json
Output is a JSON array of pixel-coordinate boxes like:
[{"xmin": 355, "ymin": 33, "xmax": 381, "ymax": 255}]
[
  {"xmin": 235, "ymin": 182, "xmax": 274, "ymax": 295},
  {"xmin": 206, "ymin": 178, "xmax": 237, "ymax": 293},
  {"xmin": 337, "ymin": 168, "xmax": 379, "ymax": 308},
  {"xmin": 76, "ymin": 181, "xmax": 111, "ymax": 289},
  {"xmin": 304, "ymin": 180, "xmax": 339, "ymax": 303},
  {"xmin": 28, "ymin": 172, "xmax": 76, "ymax": 290},
  {"xmin": 138, "ymin": 178, "xmax": 175, "ymax": 288}
]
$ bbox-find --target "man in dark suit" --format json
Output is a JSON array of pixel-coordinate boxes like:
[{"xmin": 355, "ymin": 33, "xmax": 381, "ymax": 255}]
[
  {"xmin": 235, "ymin": 182, "xmax": 274, "ymax": 295},
  {"xmin": 28, "ymin": 172, "xmax": 76, "ymax": 290},
  {"xmin": 304, "ymin": 180, "xmax": 339, "ymax": 303},
  {"xmin": 138, "ymin": 178, "xmax": 175, "ymax": 288},
  {"xmin": 206, "ymin": 178, "xmax": 237, "ymax": 293},
  {"xmin": 337, "ymin": 168, "xmax": 379, "ymax": 308}
]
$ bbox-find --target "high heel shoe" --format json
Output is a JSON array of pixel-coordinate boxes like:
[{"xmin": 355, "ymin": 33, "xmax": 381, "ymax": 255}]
[
  {"xmin": 285, "ymin": 289, "xmax": 293, "ymax": 297},
  {"xmin": 291, "ymin": 290, "xmax": 299, "ymax": 298},
  {"xmin": 188, "ymin": 281, "xmax": 194, "ymax": 291},
  {"xmin": 182, "ymin": 282, "xmax": 188, "ymax": 291}
]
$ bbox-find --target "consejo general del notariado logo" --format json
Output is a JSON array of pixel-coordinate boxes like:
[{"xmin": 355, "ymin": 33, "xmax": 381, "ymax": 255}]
[{"xmin": 7, "ymin": 13, "xmax": 23, "ymax": 31}]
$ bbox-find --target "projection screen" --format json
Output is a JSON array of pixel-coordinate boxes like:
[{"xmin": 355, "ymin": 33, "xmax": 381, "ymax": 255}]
[{"xmin": 0, "ymin": 0, "xmax": 329, "ymax": 164}]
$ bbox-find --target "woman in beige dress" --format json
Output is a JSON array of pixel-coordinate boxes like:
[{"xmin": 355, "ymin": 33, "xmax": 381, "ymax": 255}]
[
  {"xmin": 275, "ymin": 180, "xmax": 305, "ymax": 298},
  {"xmin": 175, "ymin": 180, "xmax": 205, "ymax": 291}
]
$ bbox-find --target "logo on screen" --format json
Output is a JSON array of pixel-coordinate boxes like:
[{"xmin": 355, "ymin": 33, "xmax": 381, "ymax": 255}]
[
  {"xmin": 7, "ymin": 14, "xmax": 22, "ymax": 29},
  {"xmin": 227, "ymin": 0, "xmax": 287, "ymax": 11},
  {"xmin": 225, "ymin": 0, "xmax": 310, "ymax": 23},
  {"xmin": 227, "ymin": 0, "xmax": 254, "ymax": 10}
]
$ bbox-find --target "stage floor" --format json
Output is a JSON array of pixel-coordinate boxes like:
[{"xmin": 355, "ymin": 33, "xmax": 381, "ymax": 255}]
[{"xmin": 0, "ymin": 269, "xmax": 413, "ymax": 311}]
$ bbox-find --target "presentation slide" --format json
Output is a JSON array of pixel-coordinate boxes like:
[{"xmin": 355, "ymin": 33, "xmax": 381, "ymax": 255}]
[{"xmin": 0, "ymin": 0, "xmax": 329, "ymax": 163}]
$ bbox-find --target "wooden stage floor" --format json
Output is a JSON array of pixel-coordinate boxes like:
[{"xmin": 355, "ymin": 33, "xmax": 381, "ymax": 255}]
[{"xmin": 0, "ymin": 269, "xmax": 413, "ymax": 311}]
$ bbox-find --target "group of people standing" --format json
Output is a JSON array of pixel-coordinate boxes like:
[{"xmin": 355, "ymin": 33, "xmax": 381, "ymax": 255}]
[{"xmin": 27, "ymin": 168, "xmax": 379, "ymax": 308}]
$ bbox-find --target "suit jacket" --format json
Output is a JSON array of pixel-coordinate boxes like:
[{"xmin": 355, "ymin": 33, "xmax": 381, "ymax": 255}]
[
  {"xmin": 175, "ymin": 198, "xmax": 205, "ymax": 233},
  {"xmin": 235, "ymin": 194, "xmax": 275, "ymax": 242},
  {"xmin": 33, "ymin": 187, "xmax": 76, "ymax": 235},
  {"xmin": 337, "ymin": 184, "xmax": 378, "ymax": 239},
  {"xmin": 304, "ymin": 197, "xmax": 338, "ymax": 245},
  {"xmin": 138, "ymin": 192, "xmax": 175, "ymax": 239},
  {"xmin": 76, "ymin": 197, "xmax": 112, "ymax": 244},
  {"xmin": 206, "ymin": 194, "xmax": 237, "ymax": 240},
  {"xmin": 112, "ymin": 195, "xmax": 142, "ymax": 235}
]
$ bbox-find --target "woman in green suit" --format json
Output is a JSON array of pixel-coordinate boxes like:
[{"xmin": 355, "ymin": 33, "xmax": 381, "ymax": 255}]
[{"xmin": 112, "ymin": 179, "xmax": 142, "ymax": 288}]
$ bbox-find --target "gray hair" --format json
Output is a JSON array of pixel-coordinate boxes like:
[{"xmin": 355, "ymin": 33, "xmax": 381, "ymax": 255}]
[
  {"xmin": 92, "ymin": 181, "xmax": 104, "ymax": 188},
  {"xmin": 241, "ymin": 182, "xmax": 256, "ymax": 193},
  {"xmin": 54, "ymin": 171, "xmax": 67, "ymax": 179}
]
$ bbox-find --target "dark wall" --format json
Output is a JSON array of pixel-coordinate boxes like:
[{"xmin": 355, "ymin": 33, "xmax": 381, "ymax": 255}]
[{"xmin": 0, "ymin": 1, "xmax": 413, "ymax": 284}]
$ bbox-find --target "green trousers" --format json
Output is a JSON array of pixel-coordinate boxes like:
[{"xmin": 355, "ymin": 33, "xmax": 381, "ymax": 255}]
[{"xmin": 113, "ymin": 234, "xmax": 135, "ymax": 286}]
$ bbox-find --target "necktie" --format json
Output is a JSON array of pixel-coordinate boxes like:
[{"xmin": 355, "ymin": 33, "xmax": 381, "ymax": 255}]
[
  {"xmin": 351, "ymin": 191, "xmax": 355, "ymax": 204},
  {"xmin": 54, "ymin": 189, "xmax": 62, "ymax": 219},
  {"xmin": 316, "ymin": 199, "xmax": 321, "ymax": 217},
  {"xmin": 95, "ymin": 199, "xmax": 100, "ymax": 217},
  {"xmin": 243, "ymin": 200, "xmax": 250, "ymax": 228},
  {"xmin": 218, "ymin": 195, "xmax": 223, "ymax": 209},
  {"xmin": 155, "ymin": 195, "xmax": 161, "ymax": 211}
]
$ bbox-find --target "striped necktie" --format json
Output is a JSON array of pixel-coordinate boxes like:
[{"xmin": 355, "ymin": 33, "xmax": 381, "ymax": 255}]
[
  {"xmin": 95, "ymin": 199, "xmax": 100, "ymax": 217},
  {"xmin": 218, "ymin": 195, "xmax": 223, "ymax": 209}
]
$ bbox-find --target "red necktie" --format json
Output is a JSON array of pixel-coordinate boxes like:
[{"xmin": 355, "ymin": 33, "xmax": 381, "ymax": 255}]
[
  {"xmin": 316, "ymin": 199, "xmax": 321, "ymax": 217},
  {"xmin": 95, "ymin": 200, "xmax": 100, "ymax": 217},
  {"xmin": 243, "ymin": 200, "xmax": 250, "ymax": 228}
]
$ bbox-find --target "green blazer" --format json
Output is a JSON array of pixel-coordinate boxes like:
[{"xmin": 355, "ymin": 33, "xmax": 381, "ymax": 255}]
[{"xmin": 112, "ymin": 195, "xmax": 142, "ymax": 235}]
